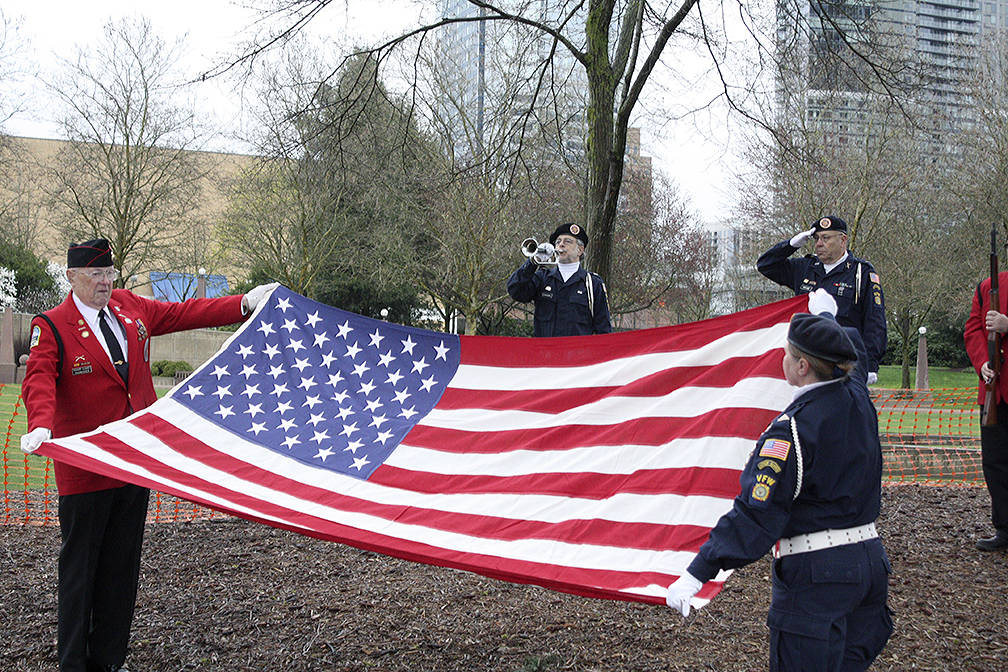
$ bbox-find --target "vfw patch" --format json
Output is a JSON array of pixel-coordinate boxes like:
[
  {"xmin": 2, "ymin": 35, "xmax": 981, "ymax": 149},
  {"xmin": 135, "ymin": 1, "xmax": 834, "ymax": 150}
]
[{"xmin": 29, "ymin": 325, "xmax": 41, "ymax": 349}]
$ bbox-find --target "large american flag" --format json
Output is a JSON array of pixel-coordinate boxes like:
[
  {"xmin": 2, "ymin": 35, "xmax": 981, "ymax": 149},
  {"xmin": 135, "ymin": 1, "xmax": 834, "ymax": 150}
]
[{"xmin": 39, "ymin": 287, "xmax": 807, "ymax": 606}]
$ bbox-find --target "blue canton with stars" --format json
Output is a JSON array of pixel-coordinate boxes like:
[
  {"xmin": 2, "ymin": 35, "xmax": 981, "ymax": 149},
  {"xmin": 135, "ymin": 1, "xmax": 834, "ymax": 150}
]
[{"xmin": 173, "ymin": 287, "xmax": 461, "ymax": 480}]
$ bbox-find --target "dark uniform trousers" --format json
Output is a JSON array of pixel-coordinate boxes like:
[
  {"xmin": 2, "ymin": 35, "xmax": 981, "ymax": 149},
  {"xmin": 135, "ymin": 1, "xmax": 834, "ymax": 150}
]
[
  {"xmin": 58, "ymin": 484, "xmax": 150, "ymax": 672},
  {"xmin": 769, "ymin": 539, "xmax": 892, "ymax": 672},
  {"xmin": 980, "ymin": 400, "xmax": 1008, "ymax": 533}
]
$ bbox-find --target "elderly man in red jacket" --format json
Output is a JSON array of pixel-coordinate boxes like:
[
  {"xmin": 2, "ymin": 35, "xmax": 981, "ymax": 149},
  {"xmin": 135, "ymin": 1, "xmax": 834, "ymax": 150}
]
[{"xmin": 20, "ymin": 239, "xmax": 277, "ymax": 672}]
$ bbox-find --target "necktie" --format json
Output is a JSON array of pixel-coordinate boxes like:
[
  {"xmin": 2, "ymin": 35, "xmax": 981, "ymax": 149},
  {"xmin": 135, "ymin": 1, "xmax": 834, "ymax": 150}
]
[{"xmin": 98, "ymin": 309, "xmax": 129, "ymax": 384}]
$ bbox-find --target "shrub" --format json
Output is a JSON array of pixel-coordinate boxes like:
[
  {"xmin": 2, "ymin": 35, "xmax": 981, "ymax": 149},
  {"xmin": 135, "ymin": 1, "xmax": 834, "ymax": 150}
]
[{"xmin": 151, "ymin": 360, "xmax": 193, "ymax": 377}]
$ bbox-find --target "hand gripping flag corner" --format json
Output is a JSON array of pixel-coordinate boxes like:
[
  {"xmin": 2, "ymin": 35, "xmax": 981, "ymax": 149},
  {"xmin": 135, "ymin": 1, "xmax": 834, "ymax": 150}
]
[{"xmin": 39, "ymin": 287, "xmax": 808, "ymax": 606}]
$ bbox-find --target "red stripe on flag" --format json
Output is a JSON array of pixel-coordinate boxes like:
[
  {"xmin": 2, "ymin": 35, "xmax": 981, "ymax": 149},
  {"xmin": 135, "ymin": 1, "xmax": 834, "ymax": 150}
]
[
  {"xmin": 369, "ymin": 464, "xmax": 742, "ymax": 499},
  {"xmin": 403, "ymin": 407, "xmax": 780, "ymax": 454}
]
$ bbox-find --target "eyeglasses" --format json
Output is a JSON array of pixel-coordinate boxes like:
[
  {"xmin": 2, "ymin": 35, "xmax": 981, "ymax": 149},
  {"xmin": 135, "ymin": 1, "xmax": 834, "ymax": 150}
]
[
  {"xmin": 813, "ymin": 233, "xmax": 843, "ymax": 243},
  {"xmin": 554, "ymin": 236, "xmax": 580, "ymax": 246},
  {"xmin": 77, "ymin": 268, "xmax": 117, "ymax": 280}
]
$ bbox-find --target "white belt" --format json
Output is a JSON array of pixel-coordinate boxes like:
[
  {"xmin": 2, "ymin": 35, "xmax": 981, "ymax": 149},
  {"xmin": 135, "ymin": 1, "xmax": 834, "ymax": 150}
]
[{"xmin": 773, "ymin": 522, "xmax": 878, "ymax": 559}]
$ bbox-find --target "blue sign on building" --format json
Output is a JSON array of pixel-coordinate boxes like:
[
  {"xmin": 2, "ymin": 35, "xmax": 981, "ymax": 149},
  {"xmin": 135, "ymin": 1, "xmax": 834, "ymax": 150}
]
[{"xmin": 149, "ymin": 271, "xmax": 229, "ymax": 302}]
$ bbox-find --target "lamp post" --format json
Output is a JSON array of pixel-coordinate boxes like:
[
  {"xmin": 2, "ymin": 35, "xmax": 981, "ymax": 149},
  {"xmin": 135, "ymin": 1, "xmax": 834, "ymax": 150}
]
[{"xmin": 197, "ymin": 267, "xmax": 207, "ymax": 299}]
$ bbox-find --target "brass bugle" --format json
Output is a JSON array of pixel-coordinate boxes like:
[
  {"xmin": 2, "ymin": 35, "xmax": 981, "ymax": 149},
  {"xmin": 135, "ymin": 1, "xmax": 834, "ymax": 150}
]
[{"xmin": 521, "ymin": 237, "xmax": 557, "ymax": 266}]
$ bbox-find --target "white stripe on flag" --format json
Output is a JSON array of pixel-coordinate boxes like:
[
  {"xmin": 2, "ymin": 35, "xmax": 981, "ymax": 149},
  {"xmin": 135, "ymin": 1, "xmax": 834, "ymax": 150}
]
[
  {"xmin": 423, "ymin": 377, "xmax": 793, "ymax": 430},
  {"xmin": 388, "ymin": 436, "xmax": 756, "ymax": 476}
]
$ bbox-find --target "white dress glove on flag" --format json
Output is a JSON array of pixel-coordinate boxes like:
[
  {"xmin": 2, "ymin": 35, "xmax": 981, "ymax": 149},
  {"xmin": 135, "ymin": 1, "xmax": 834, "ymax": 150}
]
[
  {"xmin": 789, "ymin": 228, "xmax": 816, "ymax": 248},
  {"xmin": 665, "ymin": 572, "xmax": 703, "ymax": 617},
  {"xmin": 242, "ymin": 282, "xmax": 281, "ymax": 315},
  {"xmin": 807, "ymin": 288, "xmax": 838, "ymax": 317},
  {"xmin": 21, "ymin": 427, "xmax": 52, "ymax": 454},
  {"xmin": 867, "ymin": 372, "xmax": 878, "ymax": 385}
]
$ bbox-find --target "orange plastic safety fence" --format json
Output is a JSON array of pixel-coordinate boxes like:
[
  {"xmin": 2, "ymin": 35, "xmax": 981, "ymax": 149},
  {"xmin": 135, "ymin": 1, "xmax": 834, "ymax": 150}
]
[
  {"xmin": 871, "ymin": 387, "xmax": 984, "ymax": 486},
  {"xmin": 0, "ymin": 385, "xmax": 988, "ymax": 525},
  {"xmin": 2, "ymin": 386, "xmax": 221, "ymax": 526}
]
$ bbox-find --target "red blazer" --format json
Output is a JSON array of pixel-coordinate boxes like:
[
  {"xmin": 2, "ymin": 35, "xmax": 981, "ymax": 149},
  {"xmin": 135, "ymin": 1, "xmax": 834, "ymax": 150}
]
[
  {"xmin": 23, "ymin": 289, "xmax": 245, "ymax": 495},
  {"xmin": 964, "ymin": 272, "xmax": 1008, "ymax": 406}
]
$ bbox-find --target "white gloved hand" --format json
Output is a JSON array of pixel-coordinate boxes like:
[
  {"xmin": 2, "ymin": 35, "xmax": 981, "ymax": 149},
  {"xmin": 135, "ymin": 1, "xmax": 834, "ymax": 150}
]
[
  {"xmin": 867, "ymin": 372, "xmax": 878, "ymax": 385},
  {"xmin": 789, "ymin": 227, "xmax": 816, "ymax": 248},
  {"xmin": 807, "ymin": 288, "xmax": 838, "ymax": 317},
  {"xmin": 665, "ymin": 572, "xmax": 703, "ymax": 617},
  {"xmin": 533, "ymin": 242, "xmax": 555, "ymax": 265},
  {"xmin": 21, "ymin": 427, "xmax": 52, "ymax": 454},
  {"xmin": 242, "ymin": 282, "xmax": 280, "ymax": 315}
]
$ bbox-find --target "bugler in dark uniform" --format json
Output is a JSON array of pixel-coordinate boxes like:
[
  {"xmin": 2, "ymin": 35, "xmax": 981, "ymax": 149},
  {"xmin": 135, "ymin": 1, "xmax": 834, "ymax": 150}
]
[
  {"xmin": 667, "ymin": 303, "xmax": 893, "ymax": 672},
  {"xmin": 507, "ymin": 222, "xmax": 612, "ymax": 336},
  {"xmin": 757, "ymin": 215, "xmax": 887, "ymax": 375}
]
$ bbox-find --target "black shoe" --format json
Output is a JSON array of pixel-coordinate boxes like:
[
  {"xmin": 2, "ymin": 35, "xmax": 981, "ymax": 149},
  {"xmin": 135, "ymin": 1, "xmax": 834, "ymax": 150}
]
[{"xmin": 976, "ymin": 531, "xmax": 1008, "ymax": 551}]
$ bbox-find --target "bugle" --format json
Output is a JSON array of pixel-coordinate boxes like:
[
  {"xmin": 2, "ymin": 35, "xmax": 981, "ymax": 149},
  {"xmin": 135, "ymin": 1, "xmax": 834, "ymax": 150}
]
[{"xmin": 520, "ymin": 237, "xmax": 557, "ymax": 266}]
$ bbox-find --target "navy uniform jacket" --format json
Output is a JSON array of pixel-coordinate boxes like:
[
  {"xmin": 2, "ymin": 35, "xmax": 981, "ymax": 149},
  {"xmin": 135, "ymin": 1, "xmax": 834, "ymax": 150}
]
[
  {"xmin": 757, "ymin": 241, "xmax": 886, "ymax": 372},
  {"xmin": 507, "ymin": 259, "xmax": 612, "ymax": 336},
  {"xmin": 687, "ymin": 334, "xmax": 882, "ymax": 584}
]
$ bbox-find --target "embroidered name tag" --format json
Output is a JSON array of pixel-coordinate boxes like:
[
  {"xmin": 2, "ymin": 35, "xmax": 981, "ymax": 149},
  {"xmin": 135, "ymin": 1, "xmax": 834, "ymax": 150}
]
[{"xmin": 72, "ymin": 355, "xmax": 92, "ymax": 376}]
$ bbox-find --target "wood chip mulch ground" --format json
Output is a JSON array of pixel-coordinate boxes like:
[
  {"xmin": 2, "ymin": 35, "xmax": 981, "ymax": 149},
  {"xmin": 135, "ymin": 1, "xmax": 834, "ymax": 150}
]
[{"xmin": 2, "ymin": 484, "xmax": 1006, "ymax": 671}]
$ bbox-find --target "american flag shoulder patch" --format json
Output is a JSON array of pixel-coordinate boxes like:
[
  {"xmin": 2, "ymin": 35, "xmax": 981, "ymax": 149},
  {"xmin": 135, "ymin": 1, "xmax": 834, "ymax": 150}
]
[
  {"xmin": 759, "ymin": 438, "xmax": 791, "ymax": 460},
  {"xmin": 869, "ymin": 272, "xmax": 880, "ymax": 284}
]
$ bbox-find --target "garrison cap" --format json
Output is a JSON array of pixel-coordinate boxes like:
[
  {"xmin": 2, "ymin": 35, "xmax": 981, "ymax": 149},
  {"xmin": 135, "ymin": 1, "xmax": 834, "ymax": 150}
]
[
  {"xmin": 549, "ymin": 222, "xmax": 589, "ymax": 248},
  {"xmin": 787, "ymin": 312, "xmax": 857, "ymax": 363},
  {"xmin": 812, "ymin": 215, "xmax": 847, "ymax": 234},
  {"xmin": 67, "ymin": 239, "xmax": 113, "ymax": 268}
]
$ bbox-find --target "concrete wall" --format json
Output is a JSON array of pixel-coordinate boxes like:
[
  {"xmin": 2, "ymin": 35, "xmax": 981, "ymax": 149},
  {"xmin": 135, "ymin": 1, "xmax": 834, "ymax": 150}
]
[{"xmin": 149, "ymin": 327, "xmax": 234, "ymax": 366}]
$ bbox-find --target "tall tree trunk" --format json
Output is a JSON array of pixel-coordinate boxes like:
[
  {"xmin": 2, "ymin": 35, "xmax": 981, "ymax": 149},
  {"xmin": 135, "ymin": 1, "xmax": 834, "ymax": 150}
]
[{"xmin": 583, "ymin": 0, "xmax": 617, "ymax": 284}]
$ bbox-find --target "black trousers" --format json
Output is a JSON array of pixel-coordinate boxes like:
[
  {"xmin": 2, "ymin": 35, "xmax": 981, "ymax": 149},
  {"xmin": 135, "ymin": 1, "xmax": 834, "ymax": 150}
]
[
  {"xmin": 57, "ymin": 484, "xmax": 149, "ymax": 672},
  {"xmin": 981, "ymin": 401, "xmax": 1008, "ymax": 532}
]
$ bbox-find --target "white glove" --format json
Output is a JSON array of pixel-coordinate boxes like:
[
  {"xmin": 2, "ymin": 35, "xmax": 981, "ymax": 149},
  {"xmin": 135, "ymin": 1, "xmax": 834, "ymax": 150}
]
[
  {"xmin": 807, "ymin": 288, "xmax": 838, "ymax": 317},
  {"xmin": 789, "ymin": 227, "xmax": 816, "ymax": 248},
  {"xmin": 533, "ymin": 242, "xmax": 555, "ymax": 265},
  {"xmin": 867, "ymin": 372, "xmax": 878, "ymax": 385},
  {"xmin": 242, "ymin": 282, "xmax": 280, "ymax": 314},
  {"xmin": 665, "ymin": 572, "xmax": 703, "ymax": 617},
  {"xmin": 21, "ymin": 427, "xmax": 52, "ymax": 454}
]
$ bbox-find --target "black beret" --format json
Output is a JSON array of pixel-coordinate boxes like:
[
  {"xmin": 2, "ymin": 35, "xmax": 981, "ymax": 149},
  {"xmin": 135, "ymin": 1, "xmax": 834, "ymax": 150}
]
[
  {"xmin": 67, "ymin": 239, "xmax": 113, "ymax": 268},
  {"xmin": 812, "ymin": 215, "xmax": 847, "ymax": 234},
  {"xmin": 787, "ymin": 313, "xmax": 857, "ymax": 363},
  {"xmin": 548, "ymin": 222, "xmax": 589, "ymax": 248}
]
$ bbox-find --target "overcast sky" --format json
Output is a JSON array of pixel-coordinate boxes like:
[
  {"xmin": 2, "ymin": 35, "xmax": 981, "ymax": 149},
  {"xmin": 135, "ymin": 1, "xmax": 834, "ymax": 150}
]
[{"xmin": 1, "ymin": 0, "xmax": 738, "ymax": 227}]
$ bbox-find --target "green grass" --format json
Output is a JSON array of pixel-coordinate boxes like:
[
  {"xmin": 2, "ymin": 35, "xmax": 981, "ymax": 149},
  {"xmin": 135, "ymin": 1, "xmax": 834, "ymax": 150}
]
[
  {"xmin": 874, "ymin": 364, "xmax": 977, "ymax": 390},
  {"xmin": 0, "ymin": 384, "xmax": 169, "ymax": 490}
]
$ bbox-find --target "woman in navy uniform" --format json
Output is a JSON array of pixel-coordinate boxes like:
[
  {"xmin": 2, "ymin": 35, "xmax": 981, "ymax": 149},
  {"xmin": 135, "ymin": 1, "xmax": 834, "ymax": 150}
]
[
  {"xmin": 667, "ymin": 297, "xmax": 892, "ymax": 672},
  {"xmin": 507, "ymin": 222, "xmax": 612, "ymax": 336},
  {"xmin": 757, "ymin": 215, "xmax": 886, "ymax": 381}
]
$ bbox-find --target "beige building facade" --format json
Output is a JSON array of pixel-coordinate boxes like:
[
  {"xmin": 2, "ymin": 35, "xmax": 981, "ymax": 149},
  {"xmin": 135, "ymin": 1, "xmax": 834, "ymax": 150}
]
[{"xmin": 0, "ymin": 135, "xmax": 253, "ymax": 297}]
